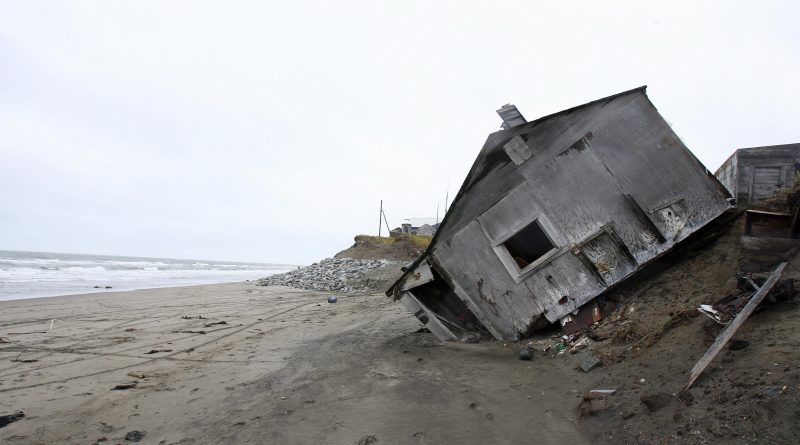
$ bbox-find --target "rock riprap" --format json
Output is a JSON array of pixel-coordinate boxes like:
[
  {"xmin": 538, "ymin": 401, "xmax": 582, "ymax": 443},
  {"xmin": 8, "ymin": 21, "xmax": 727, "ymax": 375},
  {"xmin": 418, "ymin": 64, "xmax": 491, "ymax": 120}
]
[{"xmin": 256, "ymin": 257, "xmax": 402, "ymax": 294}]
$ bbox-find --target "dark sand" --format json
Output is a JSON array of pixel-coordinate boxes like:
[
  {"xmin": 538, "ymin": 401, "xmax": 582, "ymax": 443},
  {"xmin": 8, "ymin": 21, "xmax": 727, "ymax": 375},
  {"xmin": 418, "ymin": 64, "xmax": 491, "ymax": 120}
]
[{"xmin": 0, "ymin": 284, "xmax": 592, "ymax": 444}]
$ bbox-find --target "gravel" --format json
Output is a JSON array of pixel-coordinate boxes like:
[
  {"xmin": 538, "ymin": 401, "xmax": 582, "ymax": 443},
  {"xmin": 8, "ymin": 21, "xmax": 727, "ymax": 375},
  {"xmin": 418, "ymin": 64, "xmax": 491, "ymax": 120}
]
[{"xmin": 256, "ymin": 257, "xmax": 404, "ymax": 294}]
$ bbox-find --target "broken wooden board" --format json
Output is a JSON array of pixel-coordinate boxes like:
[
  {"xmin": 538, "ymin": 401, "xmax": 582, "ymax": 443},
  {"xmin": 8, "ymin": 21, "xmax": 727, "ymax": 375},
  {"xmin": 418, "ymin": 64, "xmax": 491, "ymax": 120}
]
[{"xmin": 686, "ymin": 262, "xmax": 787, "ymax": 389}]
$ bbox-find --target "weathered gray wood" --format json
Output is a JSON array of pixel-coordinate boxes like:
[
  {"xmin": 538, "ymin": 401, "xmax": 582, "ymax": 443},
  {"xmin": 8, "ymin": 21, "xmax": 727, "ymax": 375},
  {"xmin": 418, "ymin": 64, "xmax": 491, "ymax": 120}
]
[
  {"xmin": 399, "ymin": 261, "xmax": 434, "ymax": 291},
  {"xmin": 389, "ymin": 87, "xmax": 735, "ymax": 341},
  {"xmin": 398, "ymin": 292, "xmax": 459, "ymax": 342},
  {"xmin": 686, "ymin": 262, "xmax": 787, "ymax": 389},
  {"xmin": 714, "ymin": 144, "xmax": 800, "ymax": 205},
  {"xmin": 502, "ymin": 135, "xmax": 533, "ymax": 166}
]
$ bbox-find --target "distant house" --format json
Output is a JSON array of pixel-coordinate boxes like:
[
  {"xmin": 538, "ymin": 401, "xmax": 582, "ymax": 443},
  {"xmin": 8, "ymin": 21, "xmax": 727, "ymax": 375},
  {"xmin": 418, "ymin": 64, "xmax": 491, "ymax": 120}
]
[
  {"xmin": 715, "ymin": 143, "xmax": 800, "ymax": 205},
  {"xmin": 416, "ymin": 224, "xmax": 437, "ymax": 237},
  {"xmin": 387, "ymin": 86, "xmax": 732, "ymax": 342},
  {"xmin": 390, "ymin": 223, "xmax": 439, "ymax": 237}
]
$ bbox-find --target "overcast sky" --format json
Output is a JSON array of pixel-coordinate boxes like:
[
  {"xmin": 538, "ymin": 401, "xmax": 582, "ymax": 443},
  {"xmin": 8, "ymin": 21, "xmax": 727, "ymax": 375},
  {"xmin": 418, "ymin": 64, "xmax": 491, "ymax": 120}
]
[{"xmin": 1, "ymin": 1, "xmax": 799, "ymax": 264}]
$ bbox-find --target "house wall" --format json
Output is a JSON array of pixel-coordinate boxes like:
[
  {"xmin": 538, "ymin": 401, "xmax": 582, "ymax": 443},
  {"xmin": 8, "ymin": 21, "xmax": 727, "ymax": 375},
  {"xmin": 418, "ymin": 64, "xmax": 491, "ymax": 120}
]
[
  {"xmin": 428, "ymin": 93, "xmax": 731, "ymax": 340},
  {"xmin": 715, "ymin": 151, "xmax": 739, "ymax": 198},
  {"xmin": 729, "ymin": 144, "xmax": 800, "ymax": 205}
]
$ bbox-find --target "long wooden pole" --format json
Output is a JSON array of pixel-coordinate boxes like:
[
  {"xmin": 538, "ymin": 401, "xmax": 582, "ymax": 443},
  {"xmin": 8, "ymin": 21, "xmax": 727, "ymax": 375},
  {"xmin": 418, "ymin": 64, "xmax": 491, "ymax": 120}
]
[
  {"xmin": 378, "ymin": 200, "xmax": 383, "ymax": 237},
  {"xmin": 686, "ymin": 262, "xmax": 787, "ymax": 389}
]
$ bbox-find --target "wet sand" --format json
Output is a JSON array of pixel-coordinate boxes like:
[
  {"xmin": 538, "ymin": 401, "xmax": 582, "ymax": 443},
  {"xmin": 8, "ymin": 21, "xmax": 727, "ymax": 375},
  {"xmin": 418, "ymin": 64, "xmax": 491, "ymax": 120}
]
[{"xmin": 0, "ymin": 283, "xmax": 591, "ymax": 444}]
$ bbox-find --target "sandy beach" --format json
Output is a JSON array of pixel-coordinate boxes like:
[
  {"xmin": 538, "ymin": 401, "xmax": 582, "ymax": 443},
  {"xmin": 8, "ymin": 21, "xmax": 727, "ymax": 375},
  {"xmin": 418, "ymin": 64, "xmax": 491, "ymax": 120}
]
[{"xmin": 0, "ymin": 283, "xmax": 590, "ymax": 444}]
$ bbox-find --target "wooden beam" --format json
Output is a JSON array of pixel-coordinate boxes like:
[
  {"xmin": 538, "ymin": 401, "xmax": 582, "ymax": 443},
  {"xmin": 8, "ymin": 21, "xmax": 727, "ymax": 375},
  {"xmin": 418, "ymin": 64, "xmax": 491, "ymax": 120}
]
[{"xmin": 686, "ymin": 262, "xmax": 787, "ymax": 389}]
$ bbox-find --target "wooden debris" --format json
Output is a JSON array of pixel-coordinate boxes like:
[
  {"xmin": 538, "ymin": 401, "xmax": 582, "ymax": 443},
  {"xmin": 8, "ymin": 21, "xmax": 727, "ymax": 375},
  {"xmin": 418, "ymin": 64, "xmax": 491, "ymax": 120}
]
[
  {"xmin": 686, "ymin": 262, "xmax": 787, "ymax": 389},
  {"xmin": 589, "ymin": 389, "xmax": 617, "ymax": 396},
  {"xmin": 111, "ymin": 382, "xmax": 138, "ymax": 390}
]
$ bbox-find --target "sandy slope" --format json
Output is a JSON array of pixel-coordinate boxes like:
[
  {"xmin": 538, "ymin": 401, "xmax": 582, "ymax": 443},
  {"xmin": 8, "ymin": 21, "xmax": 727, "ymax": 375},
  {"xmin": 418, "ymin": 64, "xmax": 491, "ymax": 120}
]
[{"xmin": 0, "ymin": 283, "xmax": 591, "ymax": 444}]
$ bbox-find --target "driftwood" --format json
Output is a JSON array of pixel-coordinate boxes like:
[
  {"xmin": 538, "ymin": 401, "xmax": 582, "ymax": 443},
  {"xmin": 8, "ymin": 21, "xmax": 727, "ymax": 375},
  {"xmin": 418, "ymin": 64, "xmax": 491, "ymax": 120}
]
[{"xmin": 686, "ymin": 262, "xmax": 787, "ymax": 389}]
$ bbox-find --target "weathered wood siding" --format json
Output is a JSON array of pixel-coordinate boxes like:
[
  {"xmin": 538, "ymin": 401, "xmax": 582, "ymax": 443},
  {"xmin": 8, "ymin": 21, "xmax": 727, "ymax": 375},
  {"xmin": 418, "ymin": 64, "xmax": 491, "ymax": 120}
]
[
  {"xmin": 427, "ymin": 91, "xmax": 731, "ymax": 340},
  {"xmin": 715, "ymin": 144, "xmax": 800, "ymax": 205}
]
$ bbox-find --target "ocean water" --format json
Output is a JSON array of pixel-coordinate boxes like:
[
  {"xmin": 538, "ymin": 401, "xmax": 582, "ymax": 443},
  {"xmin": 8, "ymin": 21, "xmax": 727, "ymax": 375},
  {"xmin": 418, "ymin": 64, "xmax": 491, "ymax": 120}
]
[{"xmin": 0, "ymin": 250, "xmax": 296, "ymax": 301}]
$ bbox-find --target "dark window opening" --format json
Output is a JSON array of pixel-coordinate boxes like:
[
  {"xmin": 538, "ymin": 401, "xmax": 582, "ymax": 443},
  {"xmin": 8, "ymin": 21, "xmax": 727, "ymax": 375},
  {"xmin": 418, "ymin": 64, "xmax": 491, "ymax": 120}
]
[
  {"xmin": 503, "ymin": 220, "xmax": 555, "ymax": 269},
  {"xmin": 412, "ymin": 268, "xmax": 485, "ymax": 334}
]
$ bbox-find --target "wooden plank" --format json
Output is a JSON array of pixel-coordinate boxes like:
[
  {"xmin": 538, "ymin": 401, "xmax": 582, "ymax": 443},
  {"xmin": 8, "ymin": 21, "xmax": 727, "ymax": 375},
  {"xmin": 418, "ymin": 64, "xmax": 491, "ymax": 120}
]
[
  {"xmin": 399, "ymin": 262, "xmax": 435, "ymax": 291},
  {"xmin": 398, "ymin": 292, "xmax": 459, "ymax": 342},
  {"xmin": 686, "ymin": 262, "xmax": 787, "ymax": 389}
]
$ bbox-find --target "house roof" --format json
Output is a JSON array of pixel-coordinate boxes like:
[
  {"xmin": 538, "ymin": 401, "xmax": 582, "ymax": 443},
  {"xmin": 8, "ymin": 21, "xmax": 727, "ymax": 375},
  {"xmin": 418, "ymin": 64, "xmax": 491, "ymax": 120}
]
[{"xmin": 387, "ymin": 86, "xmax": 649, "ymax": 296}]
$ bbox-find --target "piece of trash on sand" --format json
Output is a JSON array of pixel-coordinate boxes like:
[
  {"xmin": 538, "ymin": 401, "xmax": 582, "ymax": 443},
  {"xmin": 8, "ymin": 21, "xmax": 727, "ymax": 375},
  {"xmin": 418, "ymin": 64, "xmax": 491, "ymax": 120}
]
[
  {"xmin": 327, "ymin": 296, "xmax": 337, "ymax": 304},
  {"xmin": 203, "ymin": 321, "xmax": 228, "ymax": 327},
  {"xmin": 127, "ymin": 372, "xmax": 147, "ymax": 379},
  {"xmin": 576, "ymin": 351, "xmax": 602, "ymax": 372},
  {"xmin": 589, "ymin": 389, "xmax": 616, "ymax": 396},
  {"xmin": 0, "ymin": 337, "xmax": 10, "ymax": 343},
  {"xmin": 124, "ymin": 430, "xmax": 146, "ymax": 442},
  {"xmin": 145, "ymin": 349, "xmax": 173, "ymax": 354},
  {"xmin": 519, "ymin": 348, "xmax": 534, "ymax": 361},
  {"xmin": 111, "ymin": 382, "xmax": 138, "ymax": 391},
  {"xmin": 569, "ymin": 337, "xmax": 590, "ymax": 354},
  {"xmin": 0, "ymin": 411, "xmax": 25, "ymax": 428}
]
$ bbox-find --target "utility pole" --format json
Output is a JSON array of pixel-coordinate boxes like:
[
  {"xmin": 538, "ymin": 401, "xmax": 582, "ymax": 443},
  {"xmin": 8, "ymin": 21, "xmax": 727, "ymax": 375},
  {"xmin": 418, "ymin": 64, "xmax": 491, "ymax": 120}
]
[{"xmin": 378, "ymin": 200, "xmax": 383, "ymax": 237}]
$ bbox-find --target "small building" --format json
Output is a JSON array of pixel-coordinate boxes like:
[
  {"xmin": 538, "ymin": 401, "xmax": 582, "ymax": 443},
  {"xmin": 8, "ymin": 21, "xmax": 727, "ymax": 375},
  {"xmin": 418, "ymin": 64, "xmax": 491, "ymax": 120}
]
[
  {"xmin": 387, "ymin": 86, "xmax": 732, "ymax": 342},
  {"xmin": 715, "ymin": 143, "xmax": 800, "ymax": 206}
]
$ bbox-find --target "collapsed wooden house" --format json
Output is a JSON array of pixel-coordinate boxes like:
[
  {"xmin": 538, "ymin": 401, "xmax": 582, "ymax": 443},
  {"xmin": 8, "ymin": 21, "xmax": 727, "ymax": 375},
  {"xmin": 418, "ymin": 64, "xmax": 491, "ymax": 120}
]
[
  {"xmin": 715, "ymin": 143, "xmax": 800, "ymax": 206},
  {"xmin": 387, "ymin": 86, "xmax": 732, "ymax": 341}
]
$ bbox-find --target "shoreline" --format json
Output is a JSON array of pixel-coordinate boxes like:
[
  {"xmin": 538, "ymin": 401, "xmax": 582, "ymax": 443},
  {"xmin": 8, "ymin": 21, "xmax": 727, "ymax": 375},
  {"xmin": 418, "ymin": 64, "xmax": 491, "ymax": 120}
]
[
  {"xmin": 0, "ymin": 282, "xmax": 590, "ymax": 444},
  {"xmin": 0, "ymin": 279, "xmax": 262, "ymax": 303}
]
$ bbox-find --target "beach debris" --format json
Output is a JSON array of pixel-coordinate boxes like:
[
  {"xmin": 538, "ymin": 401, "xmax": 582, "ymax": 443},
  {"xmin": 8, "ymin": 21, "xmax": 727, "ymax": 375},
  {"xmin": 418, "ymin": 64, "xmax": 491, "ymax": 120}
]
[
  {"xmin": 575, "ymin": 351, "xmax": 602, "ymax": 372},
  {"xmin": 357, "ymin": 435, "xmax": 378, "ymax": 445},
  {"xmin": 124, "ymin": 328, "xmax": 136, "ymax": 332},
  {"xmin": 687, "ymin": 262, "xmax": 787, "ymax": 389},
  {"xmin": 328, "ymin": 296, "xmax": 338, "ymax": 303},
  {"xmin": 111, "ymin": 382, "xmax": 138, "ymax": 390},
  {"xmin": 560, "ymin": 300, "xmax": 603, "ymax": 335},
  {"xmin": 589, "ymin": 389, "xmax": 617, "ymax": 396},
  {"xmin": 0, "ymin": 411, "xmax": 25, "ymax": 428},
  {"xmin": 12, "ymin": 348, "xmax": 38, "ymax": 363},
  {"xmin": 640, "ymin": 392, "xmax": 672, "ymax": 412},
  {"xmin": 0, "ymin": 337, "xmax": 10, "ymax": 343},
  {"xmin": 145, "ymin": 349, "xmax": 173, "ymax": 354},
  {"xmin": 7, "ymin": 331, "xmax": 47, "ymax": 335},
  {"xmin": 569, "ymin": 337, "xmax": 591, "ymax": 354},
  {"xmin": 124, "ymin": 430, "xmax": 146, "ymax": 442},
  {"xmin": 518, "ymin": 348, "xmax": 534, "ymax": 361},
  {"xmin": 181, "ymin": 315, "xmax": 204, "ymax": 319},
  {"xmin": 174, "ymin": 330, "xmax": 207, "ymax": 335},
  {"xmin": 203, "ymin": 321, "xmax": 228, "ymax": 327},
  {"xmin": 127, "ymin": 372, "xmax": 147, "ymax": 379}
]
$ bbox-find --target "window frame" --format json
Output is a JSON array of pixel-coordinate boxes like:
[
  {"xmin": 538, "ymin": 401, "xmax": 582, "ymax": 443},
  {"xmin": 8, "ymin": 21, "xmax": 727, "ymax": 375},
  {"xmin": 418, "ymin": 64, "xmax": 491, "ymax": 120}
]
[{"xmin": 490, "ymin": 215, "xmax": 561, "ymax": 283}]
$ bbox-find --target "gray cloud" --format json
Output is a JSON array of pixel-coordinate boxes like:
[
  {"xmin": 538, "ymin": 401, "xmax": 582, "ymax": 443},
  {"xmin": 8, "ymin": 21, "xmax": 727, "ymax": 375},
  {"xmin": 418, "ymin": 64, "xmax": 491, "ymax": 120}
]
[{"xmin": 1, "ymin": 1, "xmax": 799, "ymax": 264}]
